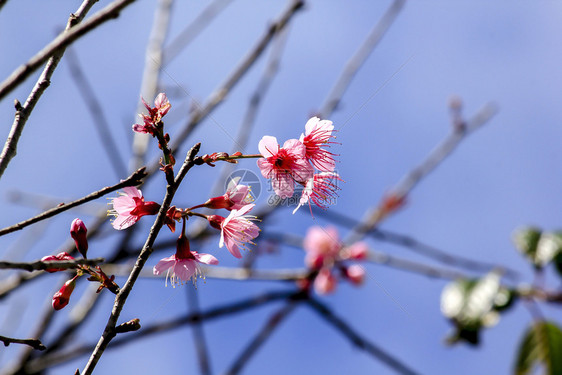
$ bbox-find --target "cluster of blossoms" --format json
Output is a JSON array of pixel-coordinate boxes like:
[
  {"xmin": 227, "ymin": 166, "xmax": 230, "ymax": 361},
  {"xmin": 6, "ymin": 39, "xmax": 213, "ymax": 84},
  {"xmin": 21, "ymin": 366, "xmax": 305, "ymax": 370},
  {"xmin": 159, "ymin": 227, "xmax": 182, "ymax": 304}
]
[
  {"xmin": 256, "ymin": 117, "xmax": 341, "ymax": 214},
  {"xmin": 108, "ymin": 178, "xmax": 259, "ymax": 286},
  {"xmin": 299, "ymin": 226, "xmax": 368, "ymax": 295},
  {"xmin": 42, "ymin": 219, "xmax": 119, "ymax": 310}
]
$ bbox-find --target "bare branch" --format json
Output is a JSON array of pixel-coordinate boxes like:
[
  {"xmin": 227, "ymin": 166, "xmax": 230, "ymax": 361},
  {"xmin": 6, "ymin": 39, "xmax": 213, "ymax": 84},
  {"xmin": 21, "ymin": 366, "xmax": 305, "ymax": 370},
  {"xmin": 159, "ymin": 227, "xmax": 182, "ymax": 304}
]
[
  {"xmin": 131, "ymin": 0, "xmax": 175, "ymax": 169},
  {"xmin": 224, "ymin": 301, "xmax": 298, "ymax": 375},
  {"xmin": 65, "ymin": 47, "xmax": 128, "ymax": 178},
  {"xmin": 146, "ymin": 0, "xmax": 305, "ymax": 178},
  {"xmin": 319, "ymin": 0, "xmax": 406, "ymax": 117},
  {"xmin": 346, "ymin": 102, "xmax": 499, "ymax": 244},
  {"xmin": 163, "ymin": 0, "xmax": 233, "ymax": 65},
  {"xmin": 81, "ymin": 143, "xmax": 200, "ymax": 375},
  {"xmin": 307, "ymin": 298, "xmax": 420, "ymax": 375},
  {"xmin": 0, "ymin": 0, "xmax": 99, "ymax": 180},
  {"xmin": 0, "ymin": 0, "xmax": 138, "ymax": 102},
  {"xmin": 0, "ymin": 258, "xmax": 104, "ymax": 272},
  {"xmin": 0, "ymin": 167, "xmax": 146, "ymax": 237},
  {"xmin": 0, "ymin": 335, "xmax": 46, "ymax": 351}
]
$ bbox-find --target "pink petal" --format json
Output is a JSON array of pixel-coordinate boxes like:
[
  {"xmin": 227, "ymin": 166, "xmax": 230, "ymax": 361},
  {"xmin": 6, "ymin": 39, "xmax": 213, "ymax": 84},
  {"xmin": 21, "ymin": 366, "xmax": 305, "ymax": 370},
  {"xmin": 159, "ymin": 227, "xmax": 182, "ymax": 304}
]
[
  {"xmin": 122, "ymin": 186, "xmax": 143, "ymax": 199},
  {"xmin": 112, "ymin": 214, "xmax": 136, "ymax": 230},
  {"xmin": 194, "ymin": 252, "xmax": 219, "ymax": 265},
  {"xmin": 257, "ymin": 158, "xmax": 273, "ymax": 178},
  {"xmin": 272, "ymin": 175, "xmax": 294, "ymax": 199},
  {"xmin": 283, "ymin": 138, "xmax": 306, "ymax": 157},
  {"xmin": 111, "ymin": 196, "xmax": 136, "ymax": 214},
  {"xmin": 153, "ymin": 256, "xmax": 177, "ymax": 275},
  {"xmin": 258, "ymin": 136, "xmax": 279, "ymax": 158},
  {"xmin": 174, "ymin": 259, "xmax": 196, "ymax": 281},
  {"xmin": 304, "ymin": 116, "xmax": 320, "ymax": 135},
  {"xmin": 225, "ymin": 238, "xmax": 242, "ymax": 258}
]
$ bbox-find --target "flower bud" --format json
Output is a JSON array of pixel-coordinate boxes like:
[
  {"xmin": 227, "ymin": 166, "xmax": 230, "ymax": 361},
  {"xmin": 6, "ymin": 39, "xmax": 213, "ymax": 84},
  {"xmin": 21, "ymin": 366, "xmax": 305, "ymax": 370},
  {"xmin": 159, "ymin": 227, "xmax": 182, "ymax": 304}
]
[
  {"xmin": 70, "ymin": 218, "xmax": 88, "ymax": 258},
  {"xmin": 52, "ymin": 276, "xmax": 78, "ymax": 310},
  {"xmin": 344, "ymin": 264, "xmax": 366, "ymax": 286},
  {"xmin": 41, "ymin": 252, "xmax": 75, "ymax": 273},
  {"xmin": 347, "ymin": 241, "xmax": 369, "ymax": 260},
  {"xmin": 314, "ymin": 268, "xmax": 337, "ymax": 295}
]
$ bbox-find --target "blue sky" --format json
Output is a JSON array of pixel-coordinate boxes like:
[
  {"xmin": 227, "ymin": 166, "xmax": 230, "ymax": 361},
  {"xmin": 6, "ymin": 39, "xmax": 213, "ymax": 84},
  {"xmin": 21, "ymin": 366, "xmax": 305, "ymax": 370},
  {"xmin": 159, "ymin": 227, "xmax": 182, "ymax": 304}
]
[{"xmin": 0, "ymin": 1, "xmax": 561, "ymax": 374}]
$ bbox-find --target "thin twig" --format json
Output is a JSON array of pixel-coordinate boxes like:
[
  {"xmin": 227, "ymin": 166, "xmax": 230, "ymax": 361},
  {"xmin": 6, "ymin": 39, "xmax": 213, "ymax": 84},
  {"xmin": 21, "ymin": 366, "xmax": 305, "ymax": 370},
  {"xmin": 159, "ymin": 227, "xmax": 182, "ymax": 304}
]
[
  {"xmin": 0, "ymin": 0, "xmax": 138, "ymax": 101},
  {"xmin": 0, "ymin": 0, "xmax": 99, "ymax": 180},
  {"xmin": 187, "ymin": 286, "xmax": 212, "ymax": 375},
  {"xmin": 346, "ymin": 102, "xmax": 499, "ymax": 244},
  {"xmin": 163, "ymin": 0, "xmax": 233, "ymax": 65},
  {"xmin": 81, "ymin": 143, "xmax": 200, "ymax": 375},
  {"xmin": 306, "ymin": 298, "xmax": 420, "ymax": 375},
  {"xmin": 0, "ymin": 167, "xmax": 146, "ymax": 237},
  {"xmin": 319, "ymin": 0, "xmax": 406, "ymax": 117},
  {"xmin": 146, "ymin": 0, "xmax": 305, "ymax": 178},
  {"xmin": 224, "ymin": 301, "xmax": 299, "ymax": 375},
  {"xmin": 131, "ymin": 0, "xmax": 175, "ymax": 170},
  {"xmin": 27, "ymin": 290, "xmax": 298, "ymax": 372},
  {"xmin": 0, "ymin": 258, "xmax": 104, "ymax": 272},
  {"xmin": 65, "ymin": 47, "xmax": 128, "ymax": 178},
  {"xmin": 0, "ymin": 335, "xmax": 46, "ymax": 351}
]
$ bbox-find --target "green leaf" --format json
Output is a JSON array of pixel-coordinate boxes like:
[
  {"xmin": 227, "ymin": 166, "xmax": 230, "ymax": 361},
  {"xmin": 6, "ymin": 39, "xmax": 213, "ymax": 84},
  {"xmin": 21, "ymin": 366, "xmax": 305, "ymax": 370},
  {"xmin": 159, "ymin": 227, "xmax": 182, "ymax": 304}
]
[
  {"xmin": 512, "ymin": 227, "xmax": 542, "ymax": 267},
  {"xmin": 514, "ymin": 321, "xmax": 562, "ymax": 375}
]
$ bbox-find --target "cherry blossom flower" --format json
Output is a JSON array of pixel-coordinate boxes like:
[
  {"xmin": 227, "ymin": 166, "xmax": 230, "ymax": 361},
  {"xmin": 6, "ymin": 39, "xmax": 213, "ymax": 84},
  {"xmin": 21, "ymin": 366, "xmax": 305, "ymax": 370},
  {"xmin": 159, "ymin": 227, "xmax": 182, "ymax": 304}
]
[
  {"xmin": 203, "ymin": 177, "xmax": 253, "ymax": 210},
  {"xmin": 132, "ymin": 93, "xmax": 171, "ymax": 136},
  {"xmin": 108, "ymin": 186, "xmax": 160, "ymax": 230},
  {"xmin": 208, "ymin": 204, "xmax": 260, "ymax": 258},
  {"xmin": 302, "ymin": 226, "xmax": 340, "ymax": 269},
  {"xmin": 314, "ymin": 268, "xmax": 337, "ymax": 294},
  {"xmin": 153, "ymin": 232, "xmax": 218, "ymax": 287},
  {"xmin": 344, "ymin": 264, "xmax": 366, "ymax": 285},
  {"xmin": 70, "ymin": 218, "xmax": 88, "ymax": 258},
  {"xmin": 52, "ymin": 275, "xmax": 78, "ymax": 310},
  {"xmin": 41, "ymin": 252, "xmax": 75, "ymax": 273},
  {"xmin": 257, "ymin": 136, "xmax": 313, "ymax": 199},
  {"xmin": 293, "ymin": 172, "xmax": 342, "ymax": 214},
  {"xmin": 299, "ymin": 117, "xmax": 337, "ymax": 172},
  {"xmin": 346, "ymin": 241, "xmax": 369, "ymax": 260}
]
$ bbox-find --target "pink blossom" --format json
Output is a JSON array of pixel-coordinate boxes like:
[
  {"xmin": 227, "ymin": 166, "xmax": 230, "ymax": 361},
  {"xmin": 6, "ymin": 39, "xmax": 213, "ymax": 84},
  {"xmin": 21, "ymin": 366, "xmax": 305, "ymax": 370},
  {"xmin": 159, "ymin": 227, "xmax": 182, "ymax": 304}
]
[
  {"xmin": 293, "ymin": 172, "xmax": 342, "ymax": 214},
  {"xmin": 208, "ymin": 204, "xmax": 260, "ymax": 258},
  {"xmin": 314, "ymin": 268, "xmax": 337, "ymax": 294},
  {"xmin": 108, "ymin": 186, "xmax": 160, "ymax": 230},
  {"xmin": 153, "ymin": 233, "xmax": 218, "ymax": 287},
  {"xmin": 344, "ymin": 264, "xmax": 366, "ymax": 285},
  {"xmin": 347, "ymin": 241, "xmax": 369, "ymax": 260},
  {"xmin": 70, "ymin": 218, "xmax": 88, "ymax": 258},
  {"xmin": 299, "ymin": 117, "xmax": 337, "ymax": 172},
  {"xmin": 303, "ymin": 226, "xmax": 340, "ymax": 269},
  {"xmin": 257, "ymin": 136, "xmax": 313, "ymax": 198},
  {"xmin": 203, "ymin": 177, "xmax": 253, "ymax": 210},
  {"xmin": 132, "ymin": 93, "xmax": 171, "ymax": 135},
  {"xmin": 41, "ymin": 252, "xmax": 75, "ymax": 273}
]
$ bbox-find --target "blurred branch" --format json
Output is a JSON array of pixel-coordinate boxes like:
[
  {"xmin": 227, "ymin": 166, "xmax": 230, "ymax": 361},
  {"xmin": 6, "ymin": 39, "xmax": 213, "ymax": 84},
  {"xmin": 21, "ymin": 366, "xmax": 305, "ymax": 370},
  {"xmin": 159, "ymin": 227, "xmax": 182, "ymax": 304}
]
[
  {"xmin": 319, "ymin": 0, "xmax": 406, "ymax": 117},
  {"xmin": 0, "ymin": 258, "xmax": 104, "ymax": 272},
  {"xmin": 0, "ymin": 335, "xmax": 45, "ymax": 351},
  {"xmin": 26, "ymin": 290, "xmax": 299, "ymax": 372},
  {"xmin": 81, "ymin": 143, "xmax": 200, "ymax": 375},
  {"xmin": 311, "ymin": 207, "xmax": 520, "ymax": 279},
  {"xmin": 146, "ymin": 0, "xmax": 305, "ymax": 178},
  {"xmin": 0, "ymin": 0, "xmax": 137, "ymax": 102},
  {"xmin": 346, "ymin": 101, "xmax": 499, "ymax": 244},
  {"xmin": 65, "ymin": 47, "xmax": 127, "ymax": 178},
  {"xmin": 306, "ymin": 298, "xmax": 420, "ymax": 375},
  {"xmin": 0, "ymin": 167, "xmax": 146, "ymax": 237},
  {"xmin": 187, "ymin": 286, "xmax": 212, "ymax": 375},
  {"xmin": 132, "ymin": 0, "xmax": 175, "ymax": 170},
  {"xmin": 0, "ymin": 0, "xmax": 7, "ymax": 13},
  {"xmin": 0, "ymin": 0, "xmax": 98, "ymax": 180},
  {"xmin": 224, "ymin": 301, "xmax": 299, "ymax": 375},
  {"xmin": 163, "ymin": 0, "xmax": 233, "ymax": 65}
]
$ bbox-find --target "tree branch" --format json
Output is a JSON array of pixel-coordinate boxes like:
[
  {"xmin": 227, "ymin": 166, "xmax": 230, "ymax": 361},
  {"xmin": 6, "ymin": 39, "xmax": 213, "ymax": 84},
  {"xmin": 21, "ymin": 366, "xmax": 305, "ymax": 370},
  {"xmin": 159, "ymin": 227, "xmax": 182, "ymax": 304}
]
[
  {"xmin": 0, "ymin": 167, "xmax": 146, "ymax": 237},
  {"xmin": 0, "ymin": 335, "xmax": 46, "ymax": 351},
  {"xmin": 0, "ymin": 0, "xmax": 99, "ymax": 180},
  {"xmin": 0, "ymin": 258, "xmax": 104, "ymax": 272}
]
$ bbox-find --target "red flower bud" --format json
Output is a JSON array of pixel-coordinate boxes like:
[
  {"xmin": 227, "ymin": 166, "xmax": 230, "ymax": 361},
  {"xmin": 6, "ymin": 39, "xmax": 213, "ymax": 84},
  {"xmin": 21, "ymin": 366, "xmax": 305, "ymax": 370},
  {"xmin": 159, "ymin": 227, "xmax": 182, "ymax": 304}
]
[
  {"xmin": 52, "ymin": 276, "xmax": 78, "ymax": 310},
  {"xmin": 41, "ymin": 252, "xmax": 75, "ymax": 273},
  {"xmin": 70, "ymin": 218, "xmax": 88, "ymax": 258}
]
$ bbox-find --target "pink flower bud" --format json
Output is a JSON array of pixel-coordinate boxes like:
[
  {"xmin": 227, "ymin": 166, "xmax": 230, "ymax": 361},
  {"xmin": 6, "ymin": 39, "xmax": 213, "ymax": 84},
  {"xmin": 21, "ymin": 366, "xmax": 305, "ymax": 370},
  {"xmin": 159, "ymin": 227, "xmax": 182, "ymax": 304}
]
[
  {"xmin": 344, "ymin": 264, "xmax": 366, "ymax": 286},
  {"xmin": 52, "ymin": 276, "xmax": 78, "ymax": 310},
  {"xmin": 41, "ymin": 252, "xmax": 75, "ymax": 273},
  {"xmin": 314, "ymin": 268, "xmax": 337, "ymax": 295},
  {"xmin": 347, "ymin": 241, "xmax": 369, "ymax": 260},
  {"xmin": 70, "ymin": 218, "xmax": 88, "ymax": 258}
]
